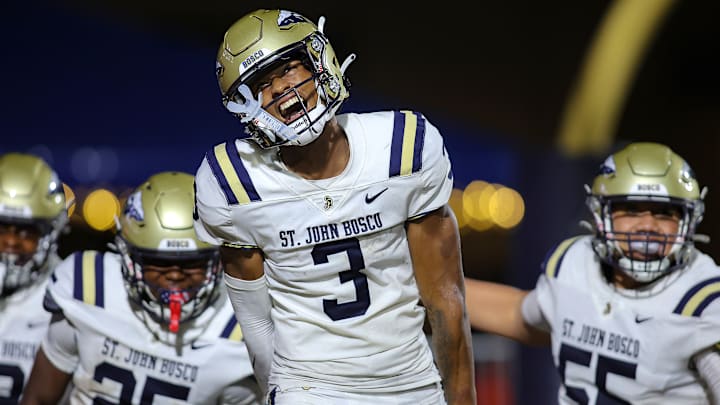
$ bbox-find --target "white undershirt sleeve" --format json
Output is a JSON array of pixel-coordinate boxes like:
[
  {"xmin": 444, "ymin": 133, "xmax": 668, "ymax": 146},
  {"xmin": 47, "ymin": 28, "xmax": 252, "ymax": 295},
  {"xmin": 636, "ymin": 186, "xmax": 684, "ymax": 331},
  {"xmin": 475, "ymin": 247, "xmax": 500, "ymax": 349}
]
[
  {"xmin": 41, "ymin": 313, "xmax": 80, "ymax": 374},
  {"xmin": 520, "ymin": 289, "xmax": 551, "ymax": 332},
  {"xmin": 224, "ymin": 273, "xmax": 274, "ymax": 400},
  {"xmin": 694, "ymin": 346, "xmax": 720, "ymax": 404}
]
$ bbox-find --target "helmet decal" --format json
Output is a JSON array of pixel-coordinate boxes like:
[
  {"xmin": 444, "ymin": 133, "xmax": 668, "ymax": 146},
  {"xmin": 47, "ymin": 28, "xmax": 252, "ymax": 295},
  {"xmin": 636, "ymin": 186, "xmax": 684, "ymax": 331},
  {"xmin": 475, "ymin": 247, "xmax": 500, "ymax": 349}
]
[
  {"xmin": 598, "ymin": 155, "xmax": 616, "ymax": 175},
  {"xmin": 124, "ymin": 190, "xmax": 144, "ymax": 222},
  {"xmin": 278, "ymin": 10, "xmax": 308, "ymax": 27},
  {"xmin": 629, "ymin": 182, "xmax": 667, "ymax": 196}
]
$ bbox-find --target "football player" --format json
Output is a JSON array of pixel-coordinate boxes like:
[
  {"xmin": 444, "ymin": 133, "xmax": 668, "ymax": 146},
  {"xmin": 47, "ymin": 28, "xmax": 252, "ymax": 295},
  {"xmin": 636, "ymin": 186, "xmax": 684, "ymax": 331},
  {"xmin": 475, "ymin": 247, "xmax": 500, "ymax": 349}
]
[
  {"xmin": 0, "ymin": 153, "xmax": 68, "ymax": 404},
  {"xmin": 193, "ymin": 8, "xmax": 476, "ymax": 405},
  {"xmin": 20, "ymin": 172, "xmax": 261, "ymax": 404},
  {"xmin": 466, "ymin": 142, "xmax": 720, "ymax": 403}
]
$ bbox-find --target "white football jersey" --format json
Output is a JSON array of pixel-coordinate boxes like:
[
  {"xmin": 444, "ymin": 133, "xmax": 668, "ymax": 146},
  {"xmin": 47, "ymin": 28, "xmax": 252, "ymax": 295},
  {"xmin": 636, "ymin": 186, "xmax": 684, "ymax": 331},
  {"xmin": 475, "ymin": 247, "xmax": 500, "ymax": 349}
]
[
  {"xmin": 0, "ymin": 263, "xmax": 55, "ymax": 403},
  {"xmin": 194, "ymin": 111, "xmax": 454, "ymax": 392},
  {"xmin": 529, "ymin": 235, "xmax": 720, "ymax": 404},
  {"xmin": 43, "ymin": 250, "xmax": 257, "ymax": 404}
]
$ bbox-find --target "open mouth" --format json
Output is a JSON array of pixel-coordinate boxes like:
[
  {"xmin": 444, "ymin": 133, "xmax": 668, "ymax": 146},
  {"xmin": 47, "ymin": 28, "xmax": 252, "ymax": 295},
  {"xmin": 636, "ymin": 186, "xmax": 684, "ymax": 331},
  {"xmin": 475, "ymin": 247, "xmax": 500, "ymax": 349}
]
[{"xmin": 278, "ymin": 95, "xmax": 306, "ymax": 123}]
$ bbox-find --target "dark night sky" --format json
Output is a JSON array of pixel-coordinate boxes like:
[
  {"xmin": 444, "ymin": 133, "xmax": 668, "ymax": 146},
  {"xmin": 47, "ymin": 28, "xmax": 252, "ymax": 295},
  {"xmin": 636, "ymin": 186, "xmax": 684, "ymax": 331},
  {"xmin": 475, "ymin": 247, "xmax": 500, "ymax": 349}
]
[{"xmin": 47, "ymin": 0, "xmax": 720, "ymax": 253}]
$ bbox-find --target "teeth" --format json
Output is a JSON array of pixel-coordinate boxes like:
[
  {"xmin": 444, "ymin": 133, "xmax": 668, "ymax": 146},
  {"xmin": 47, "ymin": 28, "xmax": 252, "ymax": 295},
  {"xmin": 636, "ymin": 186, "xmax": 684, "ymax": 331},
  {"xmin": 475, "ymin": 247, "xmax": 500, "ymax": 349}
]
[{"xmin": 280, "ymin": 97, "xmax": 299, "ymax": 115}]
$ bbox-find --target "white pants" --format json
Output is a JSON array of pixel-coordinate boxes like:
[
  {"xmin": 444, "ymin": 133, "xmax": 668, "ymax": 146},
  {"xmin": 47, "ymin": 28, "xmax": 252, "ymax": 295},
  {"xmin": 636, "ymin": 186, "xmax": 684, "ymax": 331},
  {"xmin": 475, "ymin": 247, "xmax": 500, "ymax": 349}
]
[{"xmin": 266, "ymin": 382, "xmax": 447, "ymax": 405}]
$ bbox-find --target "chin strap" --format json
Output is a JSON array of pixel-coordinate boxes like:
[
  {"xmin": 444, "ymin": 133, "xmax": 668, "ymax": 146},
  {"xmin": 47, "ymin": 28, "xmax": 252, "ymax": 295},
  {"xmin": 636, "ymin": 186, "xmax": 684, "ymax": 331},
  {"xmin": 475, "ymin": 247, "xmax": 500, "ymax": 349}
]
[{"xmin": 225, "ymin": 85, "xmax": 298, "ymax": 144}]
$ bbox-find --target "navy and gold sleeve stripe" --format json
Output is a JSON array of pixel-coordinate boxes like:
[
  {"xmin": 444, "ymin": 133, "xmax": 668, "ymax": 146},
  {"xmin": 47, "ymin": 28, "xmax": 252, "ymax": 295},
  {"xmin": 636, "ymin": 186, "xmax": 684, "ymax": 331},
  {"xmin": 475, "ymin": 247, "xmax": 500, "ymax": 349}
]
[
  {"xmin": 205, "ymin": 142, "xmax": 260, "ymax": 205},
  {"xmin": 73, "ymin": 251, "xmax": 105, "ymax": 307},
  {"xmin": 389, "ymin": 110, "xmax": 426, "ymax": 177},
  {"xmin": 220, "ymin": 315, "xmax": 244, "ymax": 341},
  {"xmin": 673, "ymin": 277, "xmax": 720, "ymax": 317},
  {"xmin": 542, "ymin": 236, "xmax": 583, "ymax": 279}
]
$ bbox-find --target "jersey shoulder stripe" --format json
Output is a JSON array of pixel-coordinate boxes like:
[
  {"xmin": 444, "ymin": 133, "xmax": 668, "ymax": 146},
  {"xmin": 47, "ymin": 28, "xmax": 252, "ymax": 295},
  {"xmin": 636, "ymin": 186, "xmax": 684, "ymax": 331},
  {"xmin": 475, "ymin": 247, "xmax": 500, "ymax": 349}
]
[
  {"xmin": 542, "ymin": 236, "xmax": 584, "ymax": 278},
  {"xmin": 673, "ymin": 276, "xmax": 720, "ymax": 317},
  {"xmin": 389, "ymin": 110, "xmax": 426, "ymax": 177},
  {"xmin": 205, "ymin": 141, "xmax": 260, "ymax": 205},
  {"xmin": 72, "ymin": 251, "xmax": 105, "ymax": 307},
  {"xmin": 220, "ymin": 315, "xmax": 243, "ymax": 341}
]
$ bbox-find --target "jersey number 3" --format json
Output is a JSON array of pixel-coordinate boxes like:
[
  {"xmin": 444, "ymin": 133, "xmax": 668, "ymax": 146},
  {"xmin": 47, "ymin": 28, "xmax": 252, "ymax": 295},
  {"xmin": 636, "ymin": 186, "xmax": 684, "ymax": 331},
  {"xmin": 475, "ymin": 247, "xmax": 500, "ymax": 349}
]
[{"xmin": 312, "ymin": 238, "xmax": 370, "ymax": 321}]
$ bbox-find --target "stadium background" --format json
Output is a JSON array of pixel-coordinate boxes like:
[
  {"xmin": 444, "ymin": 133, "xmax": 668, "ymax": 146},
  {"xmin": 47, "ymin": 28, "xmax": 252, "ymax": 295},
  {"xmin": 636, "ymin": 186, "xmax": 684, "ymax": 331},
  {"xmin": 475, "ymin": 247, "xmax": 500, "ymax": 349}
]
[{"xmin": 3, "ymin": 1, "xmax": 720, "ymax": 403}]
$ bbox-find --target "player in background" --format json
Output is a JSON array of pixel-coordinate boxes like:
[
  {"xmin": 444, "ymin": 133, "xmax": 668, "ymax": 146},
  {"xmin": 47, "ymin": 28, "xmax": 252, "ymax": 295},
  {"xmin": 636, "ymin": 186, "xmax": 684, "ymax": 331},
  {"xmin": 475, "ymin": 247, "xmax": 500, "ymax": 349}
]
[
  {"xmin": 0, "ymin": 152, "xmax": 70, "ymax": 404},
  {"xmin": 21, "ymin": 171, "xmax": 261, "ymax": 404},
  {"xmin": 466, "ymin": 142, "xmax": 720, "ymax": 403},
  {"xmin": 193, "ymin": 8, "xmax": 475, "ymax": 405}
]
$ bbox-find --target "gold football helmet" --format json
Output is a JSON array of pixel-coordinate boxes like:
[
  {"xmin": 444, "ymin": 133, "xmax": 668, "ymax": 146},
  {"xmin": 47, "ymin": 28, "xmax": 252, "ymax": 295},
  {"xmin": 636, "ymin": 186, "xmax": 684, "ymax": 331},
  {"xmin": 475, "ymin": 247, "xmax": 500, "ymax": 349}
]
[
  {"xmin": 0, "ymin": 152, "xmax": 67, "ymax": 297},
  {"xmin": 586, "ymin": 142, "xmax": 705, "ymax": 283},
  {"xmin": 115, "ymin": 172, "xmax": 221, "ymax": 332},
  {"xmin": 217, "ymin": 9, "xmax": 354, "ymax": 148}
]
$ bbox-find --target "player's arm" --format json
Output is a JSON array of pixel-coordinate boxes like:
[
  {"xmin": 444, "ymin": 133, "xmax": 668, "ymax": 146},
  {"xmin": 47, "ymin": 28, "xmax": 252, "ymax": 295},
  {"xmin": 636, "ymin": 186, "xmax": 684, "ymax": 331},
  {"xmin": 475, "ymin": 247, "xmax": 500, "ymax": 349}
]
[
  {"xmin": 20, "ymin": 314, "xmax": 74, "ymax": 405},
  {"xmin": 464, "ymin": 278, "xmax": 550, "ymax": 346},
  {"xmin": 219, "ymin": 375, "xmax": 264, "ymax": 405},
  {"xmin": 693, "ymin": 345, "xmax": 720, "ymax": 404},
  {"xmin": 20, "ymin": 349, "xmax": 71, "ymax": 405},
  {"xmin": 408, "ymin": 205, "xmax": 476, "ymax": 405},
  {"xmin": 220, "ymin": 245, "xmax": 273, "ymax": 400}
]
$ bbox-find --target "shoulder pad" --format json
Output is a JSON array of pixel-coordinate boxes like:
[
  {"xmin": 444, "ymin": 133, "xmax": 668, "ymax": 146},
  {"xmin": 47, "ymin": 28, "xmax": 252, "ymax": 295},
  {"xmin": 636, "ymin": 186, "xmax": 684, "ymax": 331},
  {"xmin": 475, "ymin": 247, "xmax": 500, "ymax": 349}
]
[
  {"xmin": 219, "ymin": 314, "xmax": 244, "ymax": 342},
  {"xmin": 204, "ymin": 141, "xmax": 261, "ymax": 205},
  {"xmin": 70, "ymin": 251, "xmax": 107, "ymax": 307},
  {"xmin": 541, "ymin": 236, "xmax": 584, "ymax": 278},
  {"xmin": 673, "ymin": 276, "xmax": 720, "ymax": 317},
  {"xmin": 389, "ymin": 110, "xmax": 427, "ymax": 178}
]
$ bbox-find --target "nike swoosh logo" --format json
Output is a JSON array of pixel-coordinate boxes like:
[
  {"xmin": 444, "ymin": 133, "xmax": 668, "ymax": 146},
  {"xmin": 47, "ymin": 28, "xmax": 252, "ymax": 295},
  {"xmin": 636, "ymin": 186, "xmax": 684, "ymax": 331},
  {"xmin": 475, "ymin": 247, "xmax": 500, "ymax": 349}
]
[
  {"xmin": 27, "ymin": 321, "xmax": 47, "ymax": 329},
  {"xmin": 634, "ymin": 315, "xmax": 652, "ymax": 323},
  {"xmin": 365, "ymin": 188, "xmax": 388, "ymax": 204},
  {"xmin": 190, "ymin": 341, "xmax": 213, "ymax": 350}
]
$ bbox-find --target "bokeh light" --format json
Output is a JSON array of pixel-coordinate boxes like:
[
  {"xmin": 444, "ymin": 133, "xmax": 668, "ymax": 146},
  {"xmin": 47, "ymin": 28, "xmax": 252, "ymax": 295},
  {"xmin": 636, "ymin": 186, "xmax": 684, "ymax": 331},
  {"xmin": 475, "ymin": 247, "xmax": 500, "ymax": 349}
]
[
  {"xmin": 448, "ymin": 188, "xmax": 469, "ymax": 230},
  {"xmin": 457, "ymin": 180, "xmax": 526, "ymax": 231},
  {"xmin": 489, "ymin": 187, "xmax": 525, "ymax": 229},
  {"xmin": 82, "ymin": 189, "xmax": 121, "ymax": 231},
  {"xmin": 463, "ymin": 181, "xmax": 495, "ymax": 231}
]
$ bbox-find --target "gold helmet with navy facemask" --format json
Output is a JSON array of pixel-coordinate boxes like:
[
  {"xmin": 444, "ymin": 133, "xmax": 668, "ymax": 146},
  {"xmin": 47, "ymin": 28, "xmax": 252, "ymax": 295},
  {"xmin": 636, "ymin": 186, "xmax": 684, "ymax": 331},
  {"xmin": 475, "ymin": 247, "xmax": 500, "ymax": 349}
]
[
  {"xmin": 115, "ymin": 172, "xmax": 221, "ymax": 333},
  {"xmin": 0, "ymin": 153, "xmax": 67, "ymax": 297},
  {"xmin": 217, "ymin": 9, "xmax": 355, "ymax": 148},
  {"xmin": 586, "ymin": 142, "xmax": 706, "ymax": 283}
]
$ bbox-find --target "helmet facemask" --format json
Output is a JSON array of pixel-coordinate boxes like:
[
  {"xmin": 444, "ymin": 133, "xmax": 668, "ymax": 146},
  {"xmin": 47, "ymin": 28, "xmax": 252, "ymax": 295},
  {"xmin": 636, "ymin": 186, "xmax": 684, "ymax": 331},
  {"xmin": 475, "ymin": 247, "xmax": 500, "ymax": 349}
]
[
  {"xmin": 0, "ymin": 218, "xmax": 64, "ymax": 297},
  {"xmin": 116, "ymin": 236, "xmax": 221, "ymax": 333},
  {"xmin": 588, "ymin": 195, "xmax": 702, "ymax": 283}
]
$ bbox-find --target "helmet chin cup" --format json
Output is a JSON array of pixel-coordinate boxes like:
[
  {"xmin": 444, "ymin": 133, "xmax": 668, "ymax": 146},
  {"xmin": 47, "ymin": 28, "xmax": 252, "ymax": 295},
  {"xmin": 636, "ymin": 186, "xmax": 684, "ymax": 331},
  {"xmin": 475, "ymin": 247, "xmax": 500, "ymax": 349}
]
[{"xmin": 246, "ymin": 83, "xmax": 333, "ymax": 149}]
